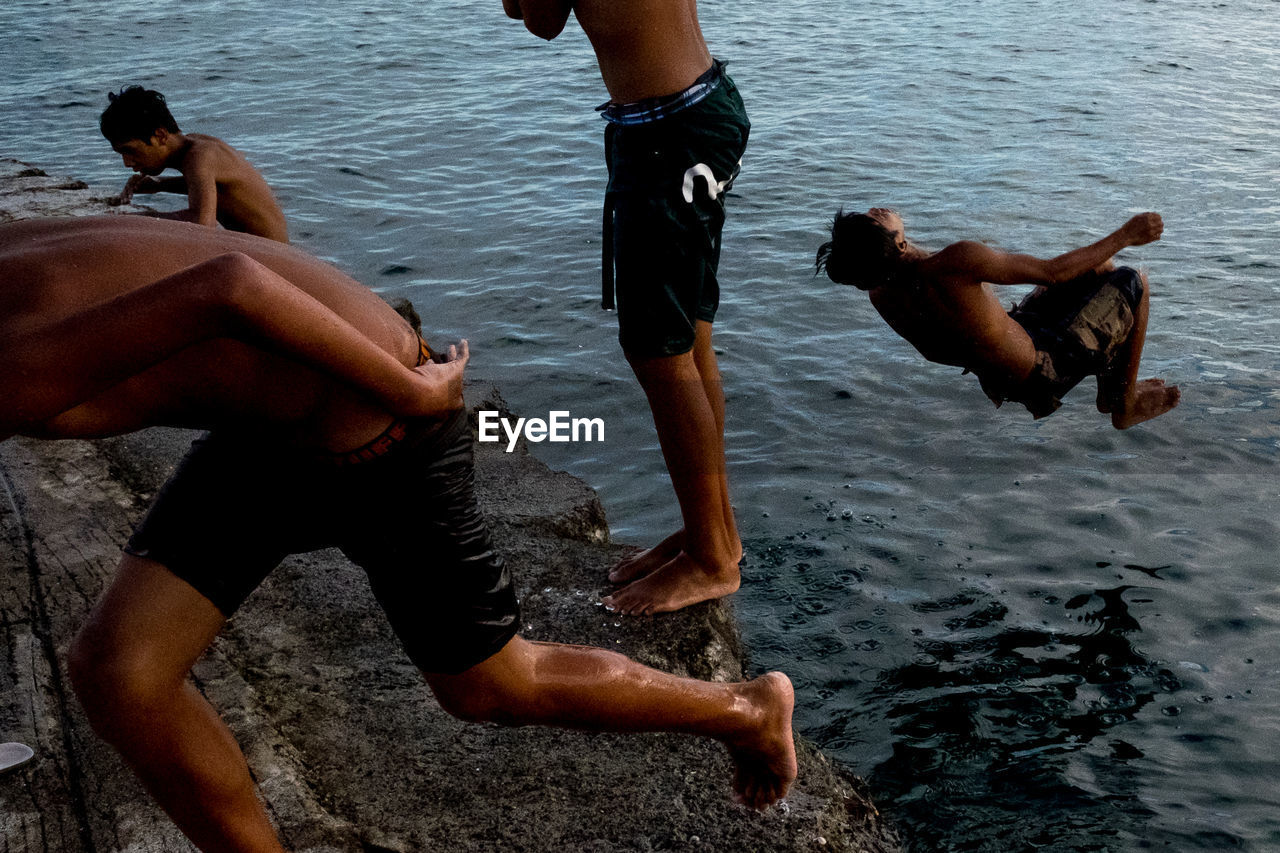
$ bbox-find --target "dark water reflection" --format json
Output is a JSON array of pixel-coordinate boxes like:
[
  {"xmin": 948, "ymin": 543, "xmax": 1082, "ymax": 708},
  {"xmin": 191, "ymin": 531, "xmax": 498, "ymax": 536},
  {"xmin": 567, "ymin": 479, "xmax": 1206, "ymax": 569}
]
[
  {"xmin": 868, "ymin": 581, "xmax": 1189, "ymax": 850},
  {"xmin": 744, "ymin": 510, "xmax": 1274, "ymax": 850}
]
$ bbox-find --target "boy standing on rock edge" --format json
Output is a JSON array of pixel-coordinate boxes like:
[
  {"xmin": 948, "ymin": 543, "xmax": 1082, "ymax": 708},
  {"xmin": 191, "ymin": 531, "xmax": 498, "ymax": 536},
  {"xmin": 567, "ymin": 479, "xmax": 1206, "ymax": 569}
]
[
  {"xmin": 503, "ymin": 0, "xmax": 751, "ymax": 616},
  {"xmin": 0, "ymin": 215, "xmax": 795, "ymax": 852}
]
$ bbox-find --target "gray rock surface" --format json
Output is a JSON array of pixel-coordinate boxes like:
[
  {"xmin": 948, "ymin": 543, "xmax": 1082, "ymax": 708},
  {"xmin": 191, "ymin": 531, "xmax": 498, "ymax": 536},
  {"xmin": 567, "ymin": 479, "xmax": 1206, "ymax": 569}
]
[
  {"xmin": 0, "ymin": 159, "xmax": 901, "ymax": 852},
  {"xmin": 0, "ymin": 158, "xmax": 150, "ymax": 221}
]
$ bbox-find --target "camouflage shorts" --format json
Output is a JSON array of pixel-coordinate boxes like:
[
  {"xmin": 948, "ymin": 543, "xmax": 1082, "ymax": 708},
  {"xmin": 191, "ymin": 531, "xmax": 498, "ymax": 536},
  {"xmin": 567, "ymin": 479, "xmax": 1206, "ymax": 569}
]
[{"xmin": 1002, "ymin": 267, "xmax": 1144, "ymax": 418}]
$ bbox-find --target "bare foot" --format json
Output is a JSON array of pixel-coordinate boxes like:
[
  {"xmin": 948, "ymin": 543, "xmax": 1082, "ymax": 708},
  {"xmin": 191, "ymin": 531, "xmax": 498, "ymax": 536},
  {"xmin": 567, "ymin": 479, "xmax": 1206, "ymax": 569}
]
[
  {"xmin": 725, "ymin": 672, "xmax": 797, "ymax": 810},
  {"xmin": 1112, "ymin": 378, "xmax": 1181, "ymax": 429},
  {"xmin": 610, "ymin": 529, "xmax": 684, "ymax": 584},
  {"xmin": 601, "ymin": 550, "xmax": 740, "ymax": 616},
  {"xmin": 611, "ymin": 529, "xmax": 744, "ymax": 584}
]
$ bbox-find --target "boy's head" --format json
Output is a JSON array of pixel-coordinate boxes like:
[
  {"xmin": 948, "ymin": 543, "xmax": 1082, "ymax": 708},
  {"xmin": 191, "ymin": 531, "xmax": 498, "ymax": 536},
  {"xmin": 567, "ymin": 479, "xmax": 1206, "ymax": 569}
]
[
  {"xmin": 100, "ymin": 86, "xmax": 182, "ymax": 174},
  {"xmin": 815, "ymin": 208, "xmax": 908, "ymax": 290}
]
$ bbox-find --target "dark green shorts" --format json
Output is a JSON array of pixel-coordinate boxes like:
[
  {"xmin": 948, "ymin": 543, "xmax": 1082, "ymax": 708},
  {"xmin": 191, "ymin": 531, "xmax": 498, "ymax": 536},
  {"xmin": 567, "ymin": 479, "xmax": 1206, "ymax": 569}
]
[
  {"xmin": 603, "ymin": 64, "xmax": 750, "ymax": 357},
  {"xmin": 124, "ymin": 411, "xmax": 520, "ymax": 675}
]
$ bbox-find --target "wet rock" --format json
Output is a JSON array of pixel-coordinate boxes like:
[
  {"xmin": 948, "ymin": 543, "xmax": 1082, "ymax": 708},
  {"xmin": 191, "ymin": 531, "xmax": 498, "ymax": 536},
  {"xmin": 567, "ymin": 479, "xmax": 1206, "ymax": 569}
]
[{"xmin": 0, "ymin": 158, "xmax": 149, "ymax": 222}]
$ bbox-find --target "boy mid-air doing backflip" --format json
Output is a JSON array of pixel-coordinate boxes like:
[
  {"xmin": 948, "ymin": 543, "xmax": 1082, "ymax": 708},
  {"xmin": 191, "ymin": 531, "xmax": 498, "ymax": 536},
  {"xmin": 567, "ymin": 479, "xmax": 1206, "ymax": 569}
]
[{"xmin": 817, "ymin": 207, "xmax": 1180, "ymax": 428}]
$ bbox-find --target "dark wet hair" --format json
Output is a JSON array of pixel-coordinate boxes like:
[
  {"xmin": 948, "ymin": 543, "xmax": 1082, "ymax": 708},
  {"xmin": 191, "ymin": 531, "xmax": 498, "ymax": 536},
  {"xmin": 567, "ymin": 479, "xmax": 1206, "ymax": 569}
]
[
  {"xmin": 815, "ymin": 210, "xmax": 902, "ymax": 291},
  {"xmin": 387, "ymin": 297, "xmax": 422, "ymax": 334},
  {"xmin": 100, "ymin": 86, "xmax": 180, "ymax": 144}
]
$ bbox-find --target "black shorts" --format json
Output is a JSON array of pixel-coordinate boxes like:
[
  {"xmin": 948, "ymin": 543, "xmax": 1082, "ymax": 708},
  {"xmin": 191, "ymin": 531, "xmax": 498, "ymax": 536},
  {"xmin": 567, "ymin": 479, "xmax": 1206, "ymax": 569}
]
[
  {"xmin": 124, "ymin": 411, "xmax": 520, "ymax": 674},
  {"xmin": 602, "ymin": 62, "xmax": 750, "ymax": 357},
  {"xmin": 994, "ymin": 266, "xmax": 1144, "ymax": 418}
]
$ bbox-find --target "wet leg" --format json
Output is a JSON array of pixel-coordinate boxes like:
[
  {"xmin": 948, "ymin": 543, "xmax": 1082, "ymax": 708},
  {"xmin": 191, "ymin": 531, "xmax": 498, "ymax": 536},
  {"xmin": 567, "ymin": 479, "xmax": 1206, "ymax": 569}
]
[
  {"xmin": 425, "ymin": 636, "xmax": 796, "ymax": 809},
  {"xmin": 690, "ymin": 321, "xmax": 742, "ymax": 568},
  {"xmin": 609, "ymin": 322, "xmax": 740, "ymax": 585},
  {"xmin": 1099, "ymin": 272, "xmax": 1180, "ymax": 429},
  {"xmin": 604, "ymin": 330, "xmax": 740, "ymax": 614},
  {"xmin": 69, "ymin": 555, "xmax": 285, "ymax": 853}
]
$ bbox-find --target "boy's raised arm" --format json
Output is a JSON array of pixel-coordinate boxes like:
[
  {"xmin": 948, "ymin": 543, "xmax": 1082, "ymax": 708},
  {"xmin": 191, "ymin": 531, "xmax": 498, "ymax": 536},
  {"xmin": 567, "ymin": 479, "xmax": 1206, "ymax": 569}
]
[
  {"xmin": 131, "ymin": 159, "xmax": 217, "ymax": 226},
  {"xmin": 118, "ymin": 174, "xmax": 188, "ymax": 205},
  {"xmin": 503, "ymin": 0, "xmax": 573, "ymax": 40},
  {"xmin": 928, "ymin": 213, "xmax": 1163, "ymax": 287}
]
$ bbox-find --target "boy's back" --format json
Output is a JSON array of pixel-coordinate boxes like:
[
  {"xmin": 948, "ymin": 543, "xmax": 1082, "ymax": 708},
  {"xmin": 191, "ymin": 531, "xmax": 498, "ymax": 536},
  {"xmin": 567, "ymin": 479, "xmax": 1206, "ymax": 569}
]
[
  {"xmin": 173, "ymin": 133, "xmax": 289, "ymax": 242},
  {"xmin": 0, "ymin": 216, "xmax": 414, "ymax": 447}
]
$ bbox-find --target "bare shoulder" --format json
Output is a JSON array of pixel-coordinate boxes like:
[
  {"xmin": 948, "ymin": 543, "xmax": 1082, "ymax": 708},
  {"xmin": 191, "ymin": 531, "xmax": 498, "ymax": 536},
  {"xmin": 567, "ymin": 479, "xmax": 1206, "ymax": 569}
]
[
  {"xmin": 919, "ymin": 240, "xmax": 990, "ymax": 283},
  {"xmin": 934, "ymin": 240, "xmax": 992, "ymax": 264},
  {"xmin": 187, "ymin": 132, "xmax": 235, "ymax": 151},
  {"xmin": 183, "ymin": 134, "xmax": 252, "ymax": 170}
]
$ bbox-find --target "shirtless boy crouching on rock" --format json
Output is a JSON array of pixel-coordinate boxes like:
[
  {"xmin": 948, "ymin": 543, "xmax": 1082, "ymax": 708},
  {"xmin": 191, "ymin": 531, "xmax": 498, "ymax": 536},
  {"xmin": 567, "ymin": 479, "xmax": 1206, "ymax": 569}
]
[
  {"xmin": 0, "ymin": 216, "xmax": 795, "ymax": 852},
  {"xmin": 101, "ymin": 85, "xmax": 289, "ymax": 243},
  {"xmin": 817, "ymin": 208, "xmax": 1180, "ymax": 428}
]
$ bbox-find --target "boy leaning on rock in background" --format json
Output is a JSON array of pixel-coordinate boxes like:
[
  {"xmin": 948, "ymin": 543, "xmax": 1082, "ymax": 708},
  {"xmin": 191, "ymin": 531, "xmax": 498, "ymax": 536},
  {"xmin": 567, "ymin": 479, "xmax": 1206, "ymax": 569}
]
[{"xmin": 100, "ymin": 85, "xmax": 289, "ymax": 242}]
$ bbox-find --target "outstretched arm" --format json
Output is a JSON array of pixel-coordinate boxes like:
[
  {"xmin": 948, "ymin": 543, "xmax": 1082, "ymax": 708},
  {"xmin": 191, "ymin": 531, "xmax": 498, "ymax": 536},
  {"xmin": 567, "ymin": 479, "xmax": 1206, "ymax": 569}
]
[
  {"xmin": 503, "ymin": 0, "xmax": 572, "ymax": 40},
  {"xmin": 117, "ymin": 174, "xmax": 189, "ymax": 205},
  {"xmin": 0, "ymin": 253, "xmax": 464, "ymax": 436},
  {"xmin": 928, "ymin": 213, "xmax": 1163, "ymax": 286},
  {"xmin": 130, "ymin": 153, "xmax": 217, "ymax": 226}
]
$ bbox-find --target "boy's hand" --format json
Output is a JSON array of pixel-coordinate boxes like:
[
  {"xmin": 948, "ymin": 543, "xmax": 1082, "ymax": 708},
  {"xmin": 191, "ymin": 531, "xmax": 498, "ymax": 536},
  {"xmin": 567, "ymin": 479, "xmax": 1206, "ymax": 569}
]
[
  {"xmin": 1120, "ymin": 212, "xmax": 1163, "ymax": 247},
  {"xmin": 117, "ymin": 174, "xmax": 157, "ymax": 205},
  {"xmin": 411, "ymin": 339, "xmax": 469, "ymax": 413}
]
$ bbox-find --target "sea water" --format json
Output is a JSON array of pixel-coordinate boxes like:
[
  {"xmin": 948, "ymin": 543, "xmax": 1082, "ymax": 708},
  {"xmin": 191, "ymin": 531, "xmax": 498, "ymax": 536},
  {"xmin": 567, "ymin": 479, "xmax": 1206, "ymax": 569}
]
[{"xmin": 2, "ymin": 0, "xmax": 1278, "ymax": 848}]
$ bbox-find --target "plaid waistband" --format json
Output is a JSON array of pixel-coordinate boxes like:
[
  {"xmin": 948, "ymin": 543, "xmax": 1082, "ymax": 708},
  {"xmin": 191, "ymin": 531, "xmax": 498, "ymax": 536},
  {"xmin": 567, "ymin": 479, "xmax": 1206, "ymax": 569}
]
[{"xmin": 597, "ymin": 60, "xmax": 724, "ymax": 126}]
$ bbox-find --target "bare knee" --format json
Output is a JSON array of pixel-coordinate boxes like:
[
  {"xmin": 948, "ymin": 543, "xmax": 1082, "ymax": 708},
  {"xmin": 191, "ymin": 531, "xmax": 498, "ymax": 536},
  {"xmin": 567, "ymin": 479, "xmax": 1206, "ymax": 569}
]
[
  {"xmin": 431, "ymin": 674, "xmax": 529, "ymax": 726},
  {"xmin": 69, "ymin": 626, "xmax": 181, "ymax": 737},
  {"xmin": 190, "ymin": 252, "xmax": 274, "ymax": 318},
  {"xmin": 428, "ymin": 655, "xmax": 553, "ymax": 726},
  {"xmin": 204, "ymin": 251, "xmax": 263, "ymax": 284}
]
